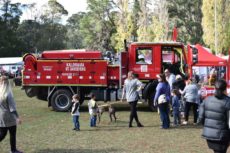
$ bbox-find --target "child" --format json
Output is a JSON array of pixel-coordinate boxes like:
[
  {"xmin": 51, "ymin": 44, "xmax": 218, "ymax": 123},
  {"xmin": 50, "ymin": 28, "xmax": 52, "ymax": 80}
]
[
  {"xmin": 71, "ymin": 94, "xmax": 80, "ymax": 131},
  {"xmin": 171, "ymin": 89, "xmax": 181, "ymax": 126},
  {"xmin": 88, "ymin": 93, "xmax": 98, "ymax": 127}
]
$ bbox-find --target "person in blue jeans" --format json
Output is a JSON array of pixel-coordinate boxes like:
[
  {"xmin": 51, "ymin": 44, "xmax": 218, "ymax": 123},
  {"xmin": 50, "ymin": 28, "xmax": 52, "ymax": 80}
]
[
  {"xmin": 154, "ymin": 74, "xmax": 171, "ymax": 129},
  {"xmin": 88, "ymin": 94, "xmax": 98, "ymax": 127},
  {"xmin": 71, "ymin": 94, "xmax": 80, "ymax": 131},
  {"xmin": 171, "ymin": 89, "xmax": 181, "ymax": 126}
]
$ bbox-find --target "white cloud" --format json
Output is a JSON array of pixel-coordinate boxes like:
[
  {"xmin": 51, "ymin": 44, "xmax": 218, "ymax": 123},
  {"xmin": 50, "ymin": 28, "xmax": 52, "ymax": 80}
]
[{"xmin": 11, "ymin": 0, "xmax": 87, "ymax": 22}]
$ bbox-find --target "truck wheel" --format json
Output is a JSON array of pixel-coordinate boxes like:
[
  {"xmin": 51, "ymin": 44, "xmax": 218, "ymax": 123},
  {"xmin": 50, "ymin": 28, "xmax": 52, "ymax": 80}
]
[
  {"xmin": 51, "ymin": 89, "xmax": 72, "ymax": 112},
  {"xmin": 148, "ymin": 91, "xmax": 156, "ymax": 111},
  {"xmin": 144, "ymin": 81, "xmax": 158, "ymax": 111}
]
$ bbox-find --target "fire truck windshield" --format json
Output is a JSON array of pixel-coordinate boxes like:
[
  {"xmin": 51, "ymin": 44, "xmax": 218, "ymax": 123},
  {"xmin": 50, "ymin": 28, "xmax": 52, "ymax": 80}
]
[{"xmin": 136, "ymin": 47, "xmax": 152, "ymax": 64}]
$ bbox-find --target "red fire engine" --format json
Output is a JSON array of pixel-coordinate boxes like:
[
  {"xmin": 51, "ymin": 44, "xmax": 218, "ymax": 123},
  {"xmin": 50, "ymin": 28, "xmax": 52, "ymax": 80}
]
[{"xmin": 22, "ymin": 41, "xmax": 199, "ymax": 111}]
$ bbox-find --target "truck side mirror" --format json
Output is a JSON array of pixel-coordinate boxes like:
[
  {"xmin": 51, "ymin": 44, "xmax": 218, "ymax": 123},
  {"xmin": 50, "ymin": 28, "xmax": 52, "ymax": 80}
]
[{"xmin": 192, "ymin": 47, "xmax": 198, "ymax": 64}]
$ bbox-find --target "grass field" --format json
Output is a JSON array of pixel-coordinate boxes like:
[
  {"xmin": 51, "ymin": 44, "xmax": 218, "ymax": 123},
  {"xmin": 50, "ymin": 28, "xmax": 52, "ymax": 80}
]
[{"xmin": 0, "ymin": 86, "xmax": 215, "ymax": 153}]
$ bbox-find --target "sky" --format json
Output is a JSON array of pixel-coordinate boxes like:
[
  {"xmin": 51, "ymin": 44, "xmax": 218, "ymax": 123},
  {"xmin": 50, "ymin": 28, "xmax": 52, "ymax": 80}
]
[{"xmin": 11, "ymin": 0, "xmax": 88, "ymax": 23}]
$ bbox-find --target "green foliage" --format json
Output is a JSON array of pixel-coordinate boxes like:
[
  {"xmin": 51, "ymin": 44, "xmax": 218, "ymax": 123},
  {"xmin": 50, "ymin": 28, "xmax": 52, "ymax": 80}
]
[
  {"xmin": 202, "ymin": 0, "xmax": 230, "ymax": 54},
  {"xmin": 151, "ymin": 16, "xmax": 165, "ymax": 41},
  {"xmin": 114, "ymin": 0, "xmax": 138, "ymax": 51},
  {"xmin": 37, "ymin": 23, "xmax": 67, "ymax": 51},
  {"xmin": 38, "ymin": 0, "xmax": 68, "ymax": 51},
  {"xmin": 17, "ymin": 20, "xmax": 41, "ymax": 53},
  {"xmin": 167, "ymin": 0, "xmax": 203, "ymax": 44},
  {"xmin": 41, "ymin": 0, "xmax": 68, "ymax": 24},
  {"xmin": 0, "ymin": 0, "xmax": 229, "ymax": 56},
  {"xmin": 137, "ymin": 0, "xmax": 153, "ymax": 42},
  {"xmin": 0, "ymin": 0, "xmax": 23, "ymax": 57},
  {"xmin": 66, "ymin": 12, "xmax": 86, "ymax": 49},
  {"xmin": 130, "ymin": 0, "xmax": 141, "ymax": 41},
  {"xmin": 66, "ymin": 0, "xmax": 116, "ymax": 52}
]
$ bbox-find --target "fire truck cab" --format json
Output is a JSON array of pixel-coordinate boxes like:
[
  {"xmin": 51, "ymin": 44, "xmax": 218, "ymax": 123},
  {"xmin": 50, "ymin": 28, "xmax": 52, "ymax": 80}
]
[{"xmin": 22, "ymin": 42, "xmax": 190, "ymax": 111}]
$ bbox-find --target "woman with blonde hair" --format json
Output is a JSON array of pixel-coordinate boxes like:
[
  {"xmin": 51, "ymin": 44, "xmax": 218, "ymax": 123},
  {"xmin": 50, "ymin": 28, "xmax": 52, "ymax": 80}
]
[
  {"xmin": 0, "ymin": 76, "xmax": 23, "ymax": 153},
  {"xmin": 121, "ymin": 71, "xmax": 143, "ymax": 127}
]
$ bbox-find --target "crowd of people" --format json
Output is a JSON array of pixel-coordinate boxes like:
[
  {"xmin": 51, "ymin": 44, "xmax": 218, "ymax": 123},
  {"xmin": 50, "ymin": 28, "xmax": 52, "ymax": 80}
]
[
  {"xmin": 1, "ymin": 69, "xmax": 230, "ymax": 153},
  {"xmin": 151, "ymin": 68, "xmax": 230, "ymax": 153}
]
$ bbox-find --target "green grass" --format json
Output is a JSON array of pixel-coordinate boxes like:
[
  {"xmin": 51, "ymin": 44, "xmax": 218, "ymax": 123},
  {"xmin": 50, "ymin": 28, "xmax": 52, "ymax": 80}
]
[{"xmin": 0, "ymin": 86, "xmax": 213, "ymax": 153}]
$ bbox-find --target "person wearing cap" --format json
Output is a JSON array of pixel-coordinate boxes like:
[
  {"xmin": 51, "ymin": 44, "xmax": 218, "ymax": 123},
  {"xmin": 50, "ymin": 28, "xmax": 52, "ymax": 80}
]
[
  {"xmin": 136, "ymin": 54, "xmax": 147, "ymax": 64},
  {"xmin": 180, "ymin": 78, "xmax": 198, "ymax": 125},
  {"xmin": 172, "ymin": 74, "xmax": 186, "ymax": 98},
  {"xmin": 198, "ymin": 79, "xmax": 230, "ymax": 153},
  {"xmin": 164, "ymin": 69, "xmax": 176, "ymax": 90}
]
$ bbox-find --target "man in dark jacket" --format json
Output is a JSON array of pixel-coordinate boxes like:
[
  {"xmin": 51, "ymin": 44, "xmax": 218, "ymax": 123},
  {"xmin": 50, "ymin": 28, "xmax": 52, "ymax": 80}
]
[
  {"xmin": 198, "ymin": 79, "xmax": 230, "ymax": 153},
  {"xmin": 172, "ymin": 75, "xmax": 186, "ymax": 96}
]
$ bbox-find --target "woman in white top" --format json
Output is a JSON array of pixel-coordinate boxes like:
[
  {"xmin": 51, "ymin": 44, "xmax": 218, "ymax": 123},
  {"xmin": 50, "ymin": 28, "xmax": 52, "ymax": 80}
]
[{"xmin": 122, "ymin": 71, "xmax": 143, "ymax": 128}]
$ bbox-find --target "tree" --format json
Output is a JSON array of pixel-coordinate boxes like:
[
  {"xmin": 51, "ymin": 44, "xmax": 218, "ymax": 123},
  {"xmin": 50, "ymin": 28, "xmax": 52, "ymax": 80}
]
[
  {"xmin": 167, "ymin": 0, "xmax": 203, "ymax": 44},
  {"xmin": 130, "ymin": 0, "xmax": 141, "ymax": 41},
  {"xmin": 41, "ymin": 0, "xmax": 68, "ymax": 24},
  {"xmin": 137, "ymin": 0, "xmax": 153, "ymax": 41},
  {"xmin": 17, "ymin": 20, "xmax": 41, "ymax": 53},
  {"xmin": 38, "ymin": 0, "xmax": 68, "ymax": 50},
  {"xmin": 148, "ymin": 0, "xmax": 169, "ymax": 41},
  {"xmin": 77, "ymin": 0, "xmax": 116, "ymax": 52},
  {"xmin": 113, "ymin": 0, "xmax": 132, "ymax": 51},
  {"xmin": 202, "ymin": 0, "xmax": 230, "ymax": 54},
  {"xmin": 0, "ymin": 0, "xmax": 23, "ymax": 57},
  {"xmin": 66, "ymin": 12, "xmax": 86, "ymax": 49}
]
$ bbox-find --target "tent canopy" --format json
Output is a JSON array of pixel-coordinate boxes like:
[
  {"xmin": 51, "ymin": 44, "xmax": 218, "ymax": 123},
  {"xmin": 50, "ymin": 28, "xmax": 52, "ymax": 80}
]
[
  {"xmin": 0, "ymin": 57, "xmax": 23, "ymax": 65},
  {"xmin": 190, "ymin": 44, "xmax": 227, "ymax": 66}
]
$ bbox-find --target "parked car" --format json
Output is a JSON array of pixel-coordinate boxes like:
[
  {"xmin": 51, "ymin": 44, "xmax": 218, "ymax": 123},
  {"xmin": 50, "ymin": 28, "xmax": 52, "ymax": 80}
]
[{"xmin": 13, "ymin": 69, "xmax": 22, "ymax": 86}]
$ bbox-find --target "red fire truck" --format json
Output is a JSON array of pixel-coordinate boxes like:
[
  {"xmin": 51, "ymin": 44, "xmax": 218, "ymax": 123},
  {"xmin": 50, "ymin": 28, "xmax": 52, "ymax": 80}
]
[{"xmin": 22, "ymin": 41, "xmax": 198, "ymax": 111}]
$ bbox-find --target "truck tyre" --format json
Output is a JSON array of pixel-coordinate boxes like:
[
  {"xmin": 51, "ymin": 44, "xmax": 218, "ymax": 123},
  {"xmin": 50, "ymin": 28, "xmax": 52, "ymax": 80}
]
[
  {"xmin": 79, "ymin": 92, "xmax": 85, "ymax": 105},
  {"xmin": 51, "ymin": 89, "xmax": 72, "ymax": 112},
  {"xmin": 25, "ymin": 87, "xmax": 38, "ymax": 98},
  {"xmin": 148, "ymin": 91, "xmax": 156, "ymax": 111},
  {"xmin": 143, "ymin": 81, "xmax": 158, "ymax": 111}
]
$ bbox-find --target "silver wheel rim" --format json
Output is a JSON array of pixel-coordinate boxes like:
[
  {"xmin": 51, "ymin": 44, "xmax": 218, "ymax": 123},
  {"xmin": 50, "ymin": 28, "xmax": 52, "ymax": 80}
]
[{"xmin": 55, "ymin": 94, "xmax": 70, "ymax": 109}]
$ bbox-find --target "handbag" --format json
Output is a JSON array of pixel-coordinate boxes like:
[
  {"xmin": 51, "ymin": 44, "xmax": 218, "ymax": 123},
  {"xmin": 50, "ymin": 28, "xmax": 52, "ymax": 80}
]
[{"xmin": 158, "ymin": 94, "xmax": 167, "ymax": 104}]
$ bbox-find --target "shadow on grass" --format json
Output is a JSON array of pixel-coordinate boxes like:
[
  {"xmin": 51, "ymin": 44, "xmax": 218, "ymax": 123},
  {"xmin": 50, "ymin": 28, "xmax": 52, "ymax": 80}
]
[
  {"xmin": 177, "ymin": 125, "xmax": 203, "ymax": 129},
  {"xmin": 35, "ymin": 148, "xmax": 123, "ymax": 153},
  {"xmin": 81, "ymin": 128, "xmax": 121, "ymax": 132}
]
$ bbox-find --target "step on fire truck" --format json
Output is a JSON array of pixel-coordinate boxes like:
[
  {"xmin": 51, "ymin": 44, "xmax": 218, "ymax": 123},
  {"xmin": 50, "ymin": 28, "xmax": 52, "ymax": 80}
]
[{"xmin": 22, "ymin": 41, "xmax": 198, "ymax": 111}]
